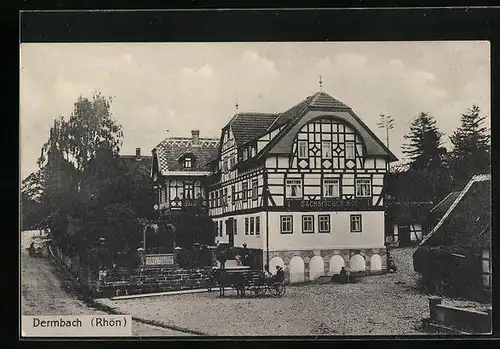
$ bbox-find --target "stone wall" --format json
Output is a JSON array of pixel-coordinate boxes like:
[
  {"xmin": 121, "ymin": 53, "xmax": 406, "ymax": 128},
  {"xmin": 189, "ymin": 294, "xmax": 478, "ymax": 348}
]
[
  {"xmin": 268, "ymin": 247, "xmax": 387, "ymax": 284},
  {"xmin": 49, "ymin": 244, "xmax": 100, "ymax": 297},
  {"xmin": 426, "ymin": 296, "xmax": 492, "ymax": 334},
  {"xmin": 50, "ymin": 244, "xmax": 213, "ymax": 298},
  {"xmin": 97, "ymin": 267, "xmax": 213, "ymax": 298}
]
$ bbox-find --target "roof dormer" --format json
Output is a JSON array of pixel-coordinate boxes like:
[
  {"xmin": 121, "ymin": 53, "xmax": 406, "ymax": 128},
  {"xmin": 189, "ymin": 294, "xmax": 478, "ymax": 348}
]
[{"xmin": 178, "ymin": 152, "xmax": 197, "ymax": 169}]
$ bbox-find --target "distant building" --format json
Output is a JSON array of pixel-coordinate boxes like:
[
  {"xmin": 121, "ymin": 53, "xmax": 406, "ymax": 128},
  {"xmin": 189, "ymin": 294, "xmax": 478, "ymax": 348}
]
[
  {"xmin": 413, "ymin": 174, "xmax": 491, "ymax": 299},
  {"xmin": 120, "ymin": 147, "xmax": 153, "ymax": 169},
  {"xmin": 386, "ymin": 201, "xmax": 433, "ymax": 247},
  {"xmin": 207, "ymin": 91, "xmax": 398, "ymax": 282}
]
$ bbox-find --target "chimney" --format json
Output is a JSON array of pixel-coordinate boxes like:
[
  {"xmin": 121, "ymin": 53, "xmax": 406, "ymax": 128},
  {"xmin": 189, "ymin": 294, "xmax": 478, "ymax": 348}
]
[
  {"xmin": 136, "ymin": 147, "xmax": 141, "ymax": 160},
  {"xmin": 191, "ymin": 130, "xmax": 200, "ymax": 146}
]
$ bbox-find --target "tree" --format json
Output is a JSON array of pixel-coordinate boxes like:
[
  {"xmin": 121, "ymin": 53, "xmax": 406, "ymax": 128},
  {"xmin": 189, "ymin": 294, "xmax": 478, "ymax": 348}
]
[
  {"xmin": 20, "ymin": 171, "xmax": 45, "ymax": 230},
  {"xmin": 399, "ymin": 112, "xmax": 453, "ymax": 204},
  {"xmin": 402, "ymin": 112, "xmax": 446, "ymax": 170},
  {"xmin": 37, "ymin": 92, "xmax": 124, "ymax": 253},
  {"xmin": 449, "ymin": 104, "xmax": 490, "ymax": 186}
]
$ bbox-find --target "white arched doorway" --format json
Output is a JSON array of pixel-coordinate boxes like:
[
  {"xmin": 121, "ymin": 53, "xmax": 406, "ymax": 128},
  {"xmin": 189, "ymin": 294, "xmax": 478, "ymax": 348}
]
[
  {"xmin": 329, "ymin": 255, "xmax": 345, "ymax": 275},
  {"xmin": 350, "ymin": 254, "xmax": 366, "ymax": 272},
  {"xmin": 269, "ymin": 256, "xmax": 285, "ymax": 274},
  {"xmin": 370, "ymin": 254, "xmax": 382, "ymax": 272},
  {"xmin": 309, "ymin": 256, "xmax": 324, "ymax": 281},
  {"xmin": 289, "ymin": 256, "xmax": 305, "ymax": 283}
]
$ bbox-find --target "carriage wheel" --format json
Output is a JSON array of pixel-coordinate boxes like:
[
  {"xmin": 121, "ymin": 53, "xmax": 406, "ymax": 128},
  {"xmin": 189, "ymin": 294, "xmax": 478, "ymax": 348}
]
[
  {"xmin": 253, "ymin": 286, "xmax": 265, "ymax": 297},
  {"xmin": 269, "ymin": 282, "xmax": 285, "ymax": 297}
]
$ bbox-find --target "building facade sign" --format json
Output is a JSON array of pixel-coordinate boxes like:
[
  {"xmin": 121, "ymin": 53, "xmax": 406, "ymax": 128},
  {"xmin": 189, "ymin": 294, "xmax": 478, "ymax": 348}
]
[
  {"xmin": 285, "ymin": 198, "xmax": 371, "ymax": 211},
  {"xmin": 144, "ymin": 254, "xmax": 175, "ymax": 266}
]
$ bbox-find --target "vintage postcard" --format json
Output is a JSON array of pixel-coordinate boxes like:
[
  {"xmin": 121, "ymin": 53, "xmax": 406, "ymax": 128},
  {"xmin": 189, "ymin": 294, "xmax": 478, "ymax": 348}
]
[{"xmin": 20, "ymin": 13, "xmax": 491, "ymax": 338}]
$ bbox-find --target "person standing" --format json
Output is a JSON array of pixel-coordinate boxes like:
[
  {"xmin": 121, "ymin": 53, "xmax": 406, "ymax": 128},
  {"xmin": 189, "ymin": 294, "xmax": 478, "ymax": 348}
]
[
  {"xmin": 241, "ymin": 243, "xmax": 249, "ymax": 266},
  {"xmin": 339, "ymin": 266, "xmax": 348, "ymax": 283}
]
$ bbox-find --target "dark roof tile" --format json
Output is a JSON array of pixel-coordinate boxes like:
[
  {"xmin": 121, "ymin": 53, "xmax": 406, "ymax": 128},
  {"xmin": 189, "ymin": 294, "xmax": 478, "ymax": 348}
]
[
  {"xmin": 154, "ymin": 137, "xmax": 219, "ymax": 173},
  {"xmin": 229, "ymin": 113, "xmax": 278, "ymax": 146},
  {"xmin": 430, "ymin": 191, "xmax": 461, "ymax": 218}
]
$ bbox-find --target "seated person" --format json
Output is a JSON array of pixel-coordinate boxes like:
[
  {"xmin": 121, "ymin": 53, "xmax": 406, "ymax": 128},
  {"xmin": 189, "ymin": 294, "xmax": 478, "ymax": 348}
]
[
  {"xmin": 235, "ymin": 253, "xmax": 243, "ymax": 266},
  {"xmin": 387, "ymin": 252, "xmax": 397, "ymax": 273},
  {"xmin": 275, "ymin": 265, "xmax": 285, "ymax": 283},
  {"xmin": 262, "ymin": 264, "xmax": 273, "ymax": 284}
]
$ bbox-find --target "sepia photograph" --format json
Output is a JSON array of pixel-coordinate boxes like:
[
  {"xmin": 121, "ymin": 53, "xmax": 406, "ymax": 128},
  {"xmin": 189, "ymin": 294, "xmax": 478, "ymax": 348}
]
[{"xmin": 20, "ymin": 40, "xmax": 491, "ymax": 337}]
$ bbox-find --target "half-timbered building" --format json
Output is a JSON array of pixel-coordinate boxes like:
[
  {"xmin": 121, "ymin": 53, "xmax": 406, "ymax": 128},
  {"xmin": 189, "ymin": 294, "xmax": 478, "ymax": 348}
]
[
  {"xmin": 151, "ymin": 131, "xmax": 219, "ymax": 242},
  {"xmin": 207, "ymin": 91, "xmax": 398, "ymax": 282}
]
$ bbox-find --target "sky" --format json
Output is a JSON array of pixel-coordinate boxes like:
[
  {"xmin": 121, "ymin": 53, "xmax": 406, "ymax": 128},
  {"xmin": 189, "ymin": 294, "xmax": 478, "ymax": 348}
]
[{"xmin": 20, "ymin": 41, "xmax": 490, "ymax": 180}]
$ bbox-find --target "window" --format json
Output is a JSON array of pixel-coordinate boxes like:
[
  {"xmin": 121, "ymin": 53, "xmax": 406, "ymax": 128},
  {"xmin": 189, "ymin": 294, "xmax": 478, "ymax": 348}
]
[
  {"xmin": 233, "ymin": 219, "xmax": 237, "ymax": 235},
  {"xmin": 256, "ymin": 217, "xmax": 260, "ymax": 235},
  {"xmin": 323, "ymin": 179, "xmax": 340, "ymax": 198},
  {"xmin": 322, "ymin": 141, "xmax": 332, "ymax": 158},
  {"xmin": 319, "ymin": 215, "xmax": 330, "ymax": 233},
  {"xmin": 245, "ymin": 218, "xmax": 249, "ymax": 235},
  {"xmin": 280, "ymin": 216, "xmax": 293, "ymax": 234},
  {"xmin": 184, "ymin": 157, "xmax": 192, "ymax": 168},
  {"xmin": 231, "ymin": 185, "xmax": 236, "ymax": 203},
  {"xmin": 213, "ymin": 221, "xmax": 218, "ymax": 237},
  {"xmin": 242, "ymin": 149, "xmax": 248, "ymax": 161},
  {"xmin": 345, "ymin": 142, "xmax": 355, "ymax": 160},
  {"xmin": 223, "ymin": 188, "xmax": 228, "ymax": 206},
  {"xmin": 160, "ymin": 186, "xmax": 165, "ymax": 203},
  {"xmin": 230, "ymin": 156, "xmax": 236, "ymax": 169},
  {"xmin": 286, "ymin": 179, "xmax": 302, "ymax": 198},
  {"xmin": 184, "ymin": 183, "xmax": 194, "ymax": 199},
  {"xmin": 302, "ymin": 215, "xmax": 314, "ymax": 233},
  {"xmin": 252, "ymin": 179, "xmax": 258, "ymax": 200},
  {"xmin": 250, "ymin": 217, "xmax": 255, "ymax": 235},
  {"xmin": 350, "ymin": 215, "xmax": 362, "ymax": 233},
  {"xmin": 223, "ymin": 159, "xmax": 228, "ymax": 172},
  {"xmin": 298, "ymin": 140, "xmax": 308, "ymax": 159},
  {"xmin": 355, "ymin": 178, "xmax": 371, "ymax": 197},
  {"xmin": 219, "ymin": 221, "xmax": 224, "ymax": 237},
  {"xmin": 219, "ymin": 189, "xmax": 223, "ymax": 206},
  {"xmin": 251, "ymin": 145, "xmax": 257, "ymax": 157},
  {"xmin": 209, "ymin": 192, "xmax": 214, "ymax": 208},
  {"xmin": 242, "ymin": 182, "xmax": 248, "ymax": 201}
]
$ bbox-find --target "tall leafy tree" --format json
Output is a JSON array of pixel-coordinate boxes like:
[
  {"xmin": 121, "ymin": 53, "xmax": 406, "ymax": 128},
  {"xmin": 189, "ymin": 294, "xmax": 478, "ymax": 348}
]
[
  {"xmin": 37, "ymin": 92, "xmax": 123, "ymax": 252},
  {"xmin": 449, "ymin": 104, "xmax": 490, "ymax": 186}
]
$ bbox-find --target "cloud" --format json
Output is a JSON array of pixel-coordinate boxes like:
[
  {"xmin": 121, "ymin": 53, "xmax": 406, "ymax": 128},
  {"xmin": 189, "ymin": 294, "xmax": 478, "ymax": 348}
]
[
  {"xmin": 241, "ymin": 50, "xmax": 277, "ymax": 75},
  {"xmin": 122, "ymin": 53, "xmax": 132, "ymax": 62},
  {"xmin": 181, "ymin": 64, "xmax": 214, "ymax": 79},
  {"xmin": 335, "ymin": 53, "xmax": 368, "ymax": 70}
]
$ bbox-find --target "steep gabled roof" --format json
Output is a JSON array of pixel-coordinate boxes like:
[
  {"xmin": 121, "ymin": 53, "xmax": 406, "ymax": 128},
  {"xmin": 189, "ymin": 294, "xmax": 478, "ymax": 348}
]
[
  {"xmin": 153, "ymin": 137, "xmax": 219, "ymax": 174},
  {"xmin": 417, "ymin": 174, "xmax": 491, "ymax": 248},
  {"xmin": 228, "ymin": 113, "xmax": 278, "ymax": 147},
  {"xmin": 430, "ymin": 191, "xmax": 461, "ymax": 219},
  {"xmin": 257, "ymin": 91, "xmax": 398, "ymax": 162}
]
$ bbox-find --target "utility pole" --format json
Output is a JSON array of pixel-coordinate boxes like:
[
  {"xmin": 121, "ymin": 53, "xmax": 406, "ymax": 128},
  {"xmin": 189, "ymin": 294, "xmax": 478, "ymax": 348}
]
[{"xmin": 377, "ymin": 114, "xmax": 395, "ymax": 148}]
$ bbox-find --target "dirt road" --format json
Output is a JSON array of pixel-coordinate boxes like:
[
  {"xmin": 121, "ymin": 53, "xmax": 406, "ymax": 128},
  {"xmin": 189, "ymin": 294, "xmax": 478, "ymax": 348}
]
[{"xmin": 20, "ymin": 230, "xmax": 192, "ymax": 337}]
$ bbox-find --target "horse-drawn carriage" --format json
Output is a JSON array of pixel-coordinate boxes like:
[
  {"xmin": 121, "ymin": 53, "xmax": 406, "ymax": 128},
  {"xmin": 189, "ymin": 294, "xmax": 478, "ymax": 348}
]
[
  {"xmin": 209, "ymin": 265, "xmax": 286, "ymax": 298},
  {"xmin": 26, "ymin": 235, "xmax": 51, "ymax": 257}
]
